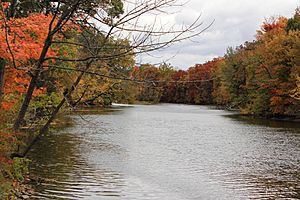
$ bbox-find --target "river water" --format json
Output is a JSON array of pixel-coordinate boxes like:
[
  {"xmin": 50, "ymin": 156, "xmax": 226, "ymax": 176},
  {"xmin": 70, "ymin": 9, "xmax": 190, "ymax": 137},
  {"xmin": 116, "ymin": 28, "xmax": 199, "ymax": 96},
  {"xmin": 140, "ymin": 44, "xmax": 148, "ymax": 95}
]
[{"xmin": 27, "ymin": 104, "xmax": 300, "ymax": 199}]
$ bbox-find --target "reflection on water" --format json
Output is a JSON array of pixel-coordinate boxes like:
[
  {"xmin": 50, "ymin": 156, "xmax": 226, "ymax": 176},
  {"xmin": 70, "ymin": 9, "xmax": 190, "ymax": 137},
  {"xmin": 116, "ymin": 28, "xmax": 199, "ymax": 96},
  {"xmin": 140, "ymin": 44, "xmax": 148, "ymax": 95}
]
[
  {"xmin": 226, "ymin": 114, "xmax": 300, "ymax": 129},
  {"xmin": 28, "ymin": 104, "xmax": 300, "ymax": 199}
]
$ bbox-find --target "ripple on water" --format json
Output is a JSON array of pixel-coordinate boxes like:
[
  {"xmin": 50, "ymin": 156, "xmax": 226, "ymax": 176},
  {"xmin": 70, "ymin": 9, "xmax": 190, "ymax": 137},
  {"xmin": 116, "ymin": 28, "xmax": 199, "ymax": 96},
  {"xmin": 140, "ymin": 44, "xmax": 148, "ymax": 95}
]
[{"xmin": 28, "ymin": 104, "xmax": 300, "ymax": 200}]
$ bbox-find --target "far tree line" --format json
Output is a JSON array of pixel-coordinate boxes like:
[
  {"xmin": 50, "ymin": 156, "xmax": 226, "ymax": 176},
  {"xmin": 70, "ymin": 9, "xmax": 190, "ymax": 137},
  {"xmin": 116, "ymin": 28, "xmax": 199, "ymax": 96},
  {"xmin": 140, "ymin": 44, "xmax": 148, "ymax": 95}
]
[
  {"xmin": 122, "ymin": 9, "xmax": 300, "ymax": 118},
  {"xmin": 0, "ymin": 1, "xmax": 299, "ymax": 197}
]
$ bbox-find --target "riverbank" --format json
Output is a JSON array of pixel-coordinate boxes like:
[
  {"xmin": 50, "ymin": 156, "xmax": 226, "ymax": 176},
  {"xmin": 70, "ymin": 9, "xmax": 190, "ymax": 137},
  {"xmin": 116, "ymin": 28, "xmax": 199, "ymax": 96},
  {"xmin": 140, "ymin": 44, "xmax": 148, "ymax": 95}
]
[
  {"xmin": 0, "ymin": 113, "xmax": 74, "ymax": 199},
  {"xmin": 159, "ymin": 102, "xmax": 300, "ymax": 122}
]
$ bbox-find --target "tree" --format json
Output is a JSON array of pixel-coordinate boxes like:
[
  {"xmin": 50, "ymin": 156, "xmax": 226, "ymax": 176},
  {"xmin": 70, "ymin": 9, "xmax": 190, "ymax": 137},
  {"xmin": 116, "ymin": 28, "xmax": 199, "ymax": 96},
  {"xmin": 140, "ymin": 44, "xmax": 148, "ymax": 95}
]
[
  {"xmin": 185, "ymin": 59, "xmax": 220, "ymax": 104},
  {"xmin": 2, "ymin": 0, "xmax": 205, "ymax": 135},
  {"xmin": 254, "ymin": 17, "xmax": 300, "ymax": 116},
  {"xmin": 286, "ymin": 7, "xmax": 300, "ymax": 32},
  {"xmin": 0, "ymin": 8, "xmax": 57, "ymax": 110},
  {"xmin": 167, "ymin": 70, "xmax": 188, "ymax": 103},
  {"xmin": 209, "ymin": 13, "xmax": 300, "ymax": 116},
  {"xmin": 130, "ymin": 64, "xmax": 162, "ymax": 102},
  {"xmin": 220, "ymin": 46, "xmax": 249, "ymax": 108}
]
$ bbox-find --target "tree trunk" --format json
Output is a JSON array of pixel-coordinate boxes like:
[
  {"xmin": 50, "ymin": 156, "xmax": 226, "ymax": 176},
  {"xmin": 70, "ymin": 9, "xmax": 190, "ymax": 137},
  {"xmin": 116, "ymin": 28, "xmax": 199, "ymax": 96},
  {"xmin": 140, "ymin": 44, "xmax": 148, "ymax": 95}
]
[
  {"xmin": 13, "ymin": 38, "xmax": 52, "ymax": 131},
  {"xmin": 7, "ymin": 0, "xmax": 17, "ymax": 18},
  {"xmin": 13, "ymin": 2, "xmax": 80, "ymax": 131},
  {"xmin": 21, "ymin": 62, "xmax": 92, "ymax": 157},
  {"xmin": 40, "ymin": 63, "xmax": 90, "ymax": 133},
  {"xmin": 0, "ymin": 59, "xmax": 5, "ymax": 103}
]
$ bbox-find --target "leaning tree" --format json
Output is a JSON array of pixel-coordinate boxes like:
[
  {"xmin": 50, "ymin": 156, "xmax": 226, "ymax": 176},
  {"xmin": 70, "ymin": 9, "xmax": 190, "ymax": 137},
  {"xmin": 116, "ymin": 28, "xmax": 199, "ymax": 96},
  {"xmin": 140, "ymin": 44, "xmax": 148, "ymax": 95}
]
[{"xmin": 0, "ymin": 0, "xmax": 209, "ymax": 134}]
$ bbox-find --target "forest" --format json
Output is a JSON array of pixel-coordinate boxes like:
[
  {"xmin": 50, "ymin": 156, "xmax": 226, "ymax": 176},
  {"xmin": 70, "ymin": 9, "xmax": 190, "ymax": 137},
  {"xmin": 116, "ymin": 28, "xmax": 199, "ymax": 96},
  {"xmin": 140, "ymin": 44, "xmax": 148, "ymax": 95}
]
[
  {"xmin": 125, "ymin": 11, "xmax": 300, "ymax": 117},
  {"xmin": 0, "ymin": 0, "xmax": 299, "ymax": 198}
]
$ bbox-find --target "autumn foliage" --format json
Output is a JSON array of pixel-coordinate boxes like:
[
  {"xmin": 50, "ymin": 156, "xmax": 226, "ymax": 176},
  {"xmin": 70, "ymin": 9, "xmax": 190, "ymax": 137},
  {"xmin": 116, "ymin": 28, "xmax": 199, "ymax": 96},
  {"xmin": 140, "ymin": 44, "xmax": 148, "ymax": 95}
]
[
  {"xmin": 1, "ymin": 3, "xmax": 300, "ymax": 196},
  {"xmin": 0, "ymin": 4, "xmax": 60, "ymax": 194},
  {"xmin": 128, "ymin": 10, "xmax": 300, "ymax": 118},
  {"xmin": 0, "ymin": 0, "xmax": 126, "ymax": 196},
  {"xmin": 0, "ymin": 11, "xmax": 58, "ymax": 110}
]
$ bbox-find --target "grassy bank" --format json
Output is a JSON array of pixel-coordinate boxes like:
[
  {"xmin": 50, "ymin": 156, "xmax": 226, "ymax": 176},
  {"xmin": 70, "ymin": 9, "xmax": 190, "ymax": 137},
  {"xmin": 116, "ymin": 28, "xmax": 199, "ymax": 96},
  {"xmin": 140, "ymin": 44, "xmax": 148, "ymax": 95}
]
[{"xmin": 0, "ymin": 110, "xmax": 73, "ymax": 199}]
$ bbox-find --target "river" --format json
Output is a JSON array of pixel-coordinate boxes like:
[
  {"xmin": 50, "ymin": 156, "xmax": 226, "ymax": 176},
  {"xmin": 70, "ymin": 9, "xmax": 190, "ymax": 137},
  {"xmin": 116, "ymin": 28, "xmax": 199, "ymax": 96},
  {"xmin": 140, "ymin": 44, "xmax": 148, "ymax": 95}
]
[{"xmin": 27, "ymin": 104, "xmax": 300, "ymax": 199}]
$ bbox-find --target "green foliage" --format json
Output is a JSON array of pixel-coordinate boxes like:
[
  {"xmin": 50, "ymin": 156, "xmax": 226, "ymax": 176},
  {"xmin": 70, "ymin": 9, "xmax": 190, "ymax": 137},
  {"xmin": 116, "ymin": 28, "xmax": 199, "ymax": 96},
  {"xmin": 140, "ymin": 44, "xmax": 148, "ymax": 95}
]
[
  {"xmin": 0, "ymin": 157, "xmax": 30, "ymax": 197},
  {"xmin": 11, "ymin": 158, "xmax": 30, "ymax": 182},
  {"xmin": 31, "ymin": 92, "xmax": 61, "ymax": 109},
  {"xmin": 0, "ymin": 130, "xmax": 27, "ymax": 198},
  {"xmin": 0, "ymin": 179, "xmax": 11, "ymax": 200},
  {"xmin": 102, "ymin": 94, "xmax": 113, "ymax": 106},
  {"xmin": 222, "ymin": 47, "xmax": 248, "ymax": 108},
  {"xmin": 3, "ymin": 0, "xmax": 124, "ymax": 18},
  {"xmin": 70, "ymin": 29, "xmax": 136, "ymax": 106},
  {"xmin": 113, "ymin": 82, "xmax": 139, "ymax": 104},
  {"xmin": 286, "ymin": 8, "xmax": 300, "ymax": 32},
  {"xmin": 29, "ymin": 92, "xmax": 61, "ymax": 121},
  {"xmin": 108, "ymin": 0, "xmax": 124, "ymax": 17}
]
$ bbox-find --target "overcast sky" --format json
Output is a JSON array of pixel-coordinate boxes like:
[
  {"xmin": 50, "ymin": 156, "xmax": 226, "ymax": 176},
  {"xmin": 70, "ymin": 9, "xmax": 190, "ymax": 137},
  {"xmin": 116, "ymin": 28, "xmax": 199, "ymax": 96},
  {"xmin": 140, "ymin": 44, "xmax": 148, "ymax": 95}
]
[{"xmin": 135, "ymin": 0, "xmax": 299, "ymax": 69}]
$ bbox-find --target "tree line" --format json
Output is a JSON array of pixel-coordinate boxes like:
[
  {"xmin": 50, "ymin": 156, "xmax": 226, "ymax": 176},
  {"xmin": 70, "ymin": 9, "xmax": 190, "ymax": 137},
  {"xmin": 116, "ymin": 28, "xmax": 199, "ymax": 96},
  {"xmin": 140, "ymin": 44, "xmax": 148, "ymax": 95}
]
[
  {"xmin": 0, "ymin": 1, "xmax": 299, "ymax": 196},
  {"xmin": 126, "ymin": 9, "xmax": 300, "ymax": 118}
]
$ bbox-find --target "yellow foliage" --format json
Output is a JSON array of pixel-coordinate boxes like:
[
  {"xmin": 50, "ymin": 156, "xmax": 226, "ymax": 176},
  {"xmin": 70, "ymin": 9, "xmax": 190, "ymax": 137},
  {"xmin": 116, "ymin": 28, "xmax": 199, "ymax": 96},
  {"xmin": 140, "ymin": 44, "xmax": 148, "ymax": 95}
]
[{"xmin": 290, "ymin": 76, "xmax": 300, "ymax": 100}]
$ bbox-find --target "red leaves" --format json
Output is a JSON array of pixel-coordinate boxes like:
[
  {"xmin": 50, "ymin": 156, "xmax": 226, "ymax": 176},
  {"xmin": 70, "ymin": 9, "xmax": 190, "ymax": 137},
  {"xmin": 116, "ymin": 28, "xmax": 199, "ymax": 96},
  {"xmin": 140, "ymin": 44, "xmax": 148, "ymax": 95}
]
[
  {"xmin": 0, "ymin": 12, "xmax": 59, "ymax": 110},
  {"xmin": 1, "ymin": 101, "xmax": 15, "ymax": 110},
  {"xmin": 0, "ymin": 13, "xmax": 57, "ymax": 63},
  {"xmin": 172, "ymin": 70, "xmax": 187, "ymax": 81},
  {"xmin": 261, "ymin": 17, "xmax": 288, "ymax": 33},
  {"xmin": 1, "ymin": 2, "xmax": 9, "ymax": 9},
  {"xmin": 0, "ymin": 156, "xmax": 13, "ymax": 166}
]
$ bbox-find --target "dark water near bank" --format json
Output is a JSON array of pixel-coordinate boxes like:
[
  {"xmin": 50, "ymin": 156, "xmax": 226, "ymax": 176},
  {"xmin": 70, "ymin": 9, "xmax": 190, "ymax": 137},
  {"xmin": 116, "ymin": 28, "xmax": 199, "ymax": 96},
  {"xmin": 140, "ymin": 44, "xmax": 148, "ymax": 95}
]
[{"xmin": 27, "ymin": 104, "xmax": 300, "ymax": 199}]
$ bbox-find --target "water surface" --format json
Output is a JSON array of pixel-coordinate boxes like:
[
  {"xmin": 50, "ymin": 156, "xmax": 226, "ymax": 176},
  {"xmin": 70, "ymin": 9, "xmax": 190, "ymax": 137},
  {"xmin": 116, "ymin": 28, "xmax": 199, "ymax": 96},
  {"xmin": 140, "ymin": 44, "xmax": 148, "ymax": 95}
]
[{"xmin": 28, "ymin": 104, "xmax": 300, "ymax": 199}]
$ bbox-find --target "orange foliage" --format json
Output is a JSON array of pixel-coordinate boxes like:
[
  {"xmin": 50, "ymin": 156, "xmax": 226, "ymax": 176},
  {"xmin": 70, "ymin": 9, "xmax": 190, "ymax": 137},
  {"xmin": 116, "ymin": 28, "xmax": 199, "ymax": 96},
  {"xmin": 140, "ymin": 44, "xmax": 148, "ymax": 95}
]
[
  {"xmin": 256, "ymin": 17, "xmax": 288, "ymax": 39},
  {"xmin": 0, "ymin": 10, "xmax": 57, "ymax": 110},
  {"xmin": 261, "ymin": 17, "xmax": 288, "ymax": 33},
  {"xmin": 0, "ymin": 13, "xmax": 57, "ymax": 62}
]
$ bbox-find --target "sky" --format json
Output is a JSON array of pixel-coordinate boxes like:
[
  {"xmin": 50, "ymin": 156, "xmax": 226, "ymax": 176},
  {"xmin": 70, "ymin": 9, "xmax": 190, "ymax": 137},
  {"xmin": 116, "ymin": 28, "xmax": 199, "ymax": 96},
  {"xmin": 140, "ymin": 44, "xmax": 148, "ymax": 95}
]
[{"xmin": 134, "ymin": 0, "xmax": 299, "ymax": 69}]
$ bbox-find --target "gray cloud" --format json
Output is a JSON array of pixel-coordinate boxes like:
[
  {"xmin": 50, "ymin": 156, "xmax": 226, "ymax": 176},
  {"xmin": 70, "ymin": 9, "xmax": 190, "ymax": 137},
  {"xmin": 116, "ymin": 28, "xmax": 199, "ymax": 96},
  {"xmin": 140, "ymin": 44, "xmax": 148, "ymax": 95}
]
[{"xmin": 137, "ymin": 0, "xmax": 299, "ymax": 69}]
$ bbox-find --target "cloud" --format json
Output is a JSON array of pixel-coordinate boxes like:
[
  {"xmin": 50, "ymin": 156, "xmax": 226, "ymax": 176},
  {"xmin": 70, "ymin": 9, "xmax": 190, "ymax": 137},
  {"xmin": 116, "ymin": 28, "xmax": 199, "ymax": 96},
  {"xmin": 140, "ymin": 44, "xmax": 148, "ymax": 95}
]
[{"xmin": 136, "ymin": 0, "xmax": 299, "ymax": 69}]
